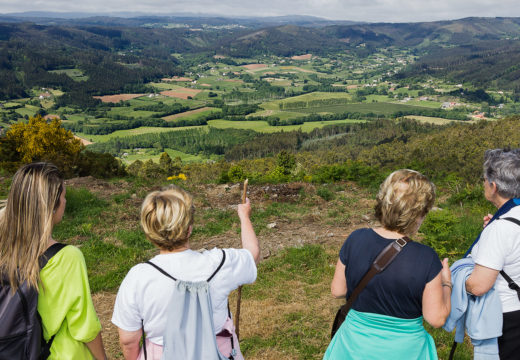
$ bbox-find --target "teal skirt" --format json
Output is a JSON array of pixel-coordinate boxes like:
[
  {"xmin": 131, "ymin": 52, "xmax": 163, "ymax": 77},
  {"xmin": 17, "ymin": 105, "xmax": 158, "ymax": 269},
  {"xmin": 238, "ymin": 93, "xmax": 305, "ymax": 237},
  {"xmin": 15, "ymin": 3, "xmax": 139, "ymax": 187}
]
[{"xmin": 323, "ymin": 310, "xmax": 438, "ymax": 360}]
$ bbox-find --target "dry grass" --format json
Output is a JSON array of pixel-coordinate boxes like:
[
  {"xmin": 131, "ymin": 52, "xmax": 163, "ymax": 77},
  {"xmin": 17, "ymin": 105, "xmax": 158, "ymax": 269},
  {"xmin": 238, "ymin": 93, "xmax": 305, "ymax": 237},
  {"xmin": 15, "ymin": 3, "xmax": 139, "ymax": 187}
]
[
  {"xmin": 92, "ymin": 292, "xmax": 121, "ymax": 358},
  {"xmin": 291, "ymin": 54, "xmax": 312, "ymax": 60},
  {"xmin": 162, "ymin": 107, "xmax": 214, "ymax": 121},
  {"xmin": 242, "ymin": 64, "xmax": 268, "ymax": 70},
  {"xmin": 160, "ymin": 88, "xmax": 202, "ymax": 99},
  {"xmin": 161, "ymin": 76, "xmax": 192, "ymax": 82}
]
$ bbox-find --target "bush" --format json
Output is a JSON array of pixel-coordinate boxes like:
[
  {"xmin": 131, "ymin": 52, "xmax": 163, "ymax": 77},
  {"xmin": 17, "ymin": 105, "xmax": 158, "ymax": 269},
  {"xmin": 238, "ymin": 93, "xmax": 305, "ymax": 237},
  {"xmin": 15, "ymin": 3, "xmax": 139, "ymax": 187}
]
[
  {"xmin": 77, "ymin": 151, "xmax": 126, "ymax": 178},
  {"xmin": 227, "ymin": 165, "xmax": 246, "ymax": 182},
  {"xmin": 317, "ymin": 187, "xmax": 335, "ymax": 201}
]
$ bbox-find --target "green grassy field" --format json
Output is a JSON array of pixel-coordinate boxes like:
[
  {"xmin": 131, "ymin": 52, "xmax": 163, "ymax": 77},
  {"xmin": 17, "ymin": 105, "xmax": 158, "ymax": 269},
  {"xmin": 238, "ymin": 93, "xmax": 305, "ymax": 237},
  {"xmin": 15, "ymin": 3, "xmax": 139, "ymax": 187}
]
[
  {"xmin": 403, "ymin": 115, "xmax": 464, "ymax": 125},
  {"xmin": 262, "ymin": 92, "xmax": 352, "ymax": 111},
  {"xmin": 107, "ymin": 107, "xmax": 159, "ymax": 118},
  {"xmin": 121, "ymin": 148, "xmax": 205, "ymax": 164},
  {"xmin": 14, "ymin": 105, "xmax": 40, "ymax": 118},
  {"xmin": 164, "ymin": 107, "xmax": 220, "ymax": 121},
  {"xmin": 77, "ymin": 126, "xmax": 205, "ymax": 143},
  {"xmin": 294, "ymin": 102, "xmax": 434, "ymax": 116},
  {"xmin": 49, "ymin": 68, "xmax": 88, "ymax": 82},
  {"xmin": 207, "ymin": 119, "xmax": 366, "ymax": 133}
]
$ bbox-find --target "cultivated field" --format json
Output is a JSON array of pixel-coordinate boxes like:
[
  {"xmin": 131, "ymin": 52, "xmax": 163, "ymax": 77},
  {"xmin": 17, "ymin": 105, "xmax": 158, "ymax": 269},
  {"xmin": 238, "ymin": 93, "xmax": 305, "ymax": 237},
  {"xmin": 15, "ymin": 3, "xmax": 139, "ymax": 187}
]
[
  {"xmin": 160, "ymin": 88, "xmax": 202, "ymax": 99},
  {"xmin": 242, "ymin": 64, "xmax": 269, "ymax": 71},
  {"xmin": 162, "ymin": 107, "xmax": 217, "ymax": 121},
  {"xmin": 94, "ymin": 94, "xmax": 146, "ymax": 103}
]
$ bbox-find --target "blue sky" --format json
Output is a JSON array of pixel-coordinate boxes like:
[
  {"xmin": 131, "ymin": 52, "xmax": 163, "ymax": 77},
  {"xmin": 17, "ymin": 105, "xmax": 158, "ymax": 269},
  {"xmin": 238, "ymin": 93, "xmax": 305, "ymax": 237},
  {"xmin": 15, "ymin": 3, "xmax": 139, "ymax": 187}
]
[{"xmin": 1, "ymin": 0, "xmax": 520, "ymax": 23}]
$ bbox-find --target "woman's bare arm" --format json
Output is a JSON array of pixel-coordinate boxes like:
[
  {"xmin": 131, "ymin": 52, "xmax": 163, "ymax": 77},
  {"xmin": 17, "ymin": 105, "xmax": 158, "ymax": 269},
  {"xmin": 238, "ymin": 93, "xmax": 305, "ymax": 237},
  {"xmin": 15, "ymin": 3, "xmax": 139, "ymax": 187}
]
[
  {"xmin": 238, "ymin": 198, "xmax": 260, "ymax": 264},
  {"xmin": 85, "ymin": 332, "xmax": 107, "ymax": 360},
  {"xmin": 465, "ymin": 264, "xmax": 499, "ymax": 296},
  {"xmin": 331, "ymin": 259, "xmax": 347, "ymax": 298},
  {"xmin": 422, "ymin": 258, "xmax": 451, "ymax": 328},
  {"xmin": 118, "ymin": 328, "xmax": 142, "ymax": 360}
]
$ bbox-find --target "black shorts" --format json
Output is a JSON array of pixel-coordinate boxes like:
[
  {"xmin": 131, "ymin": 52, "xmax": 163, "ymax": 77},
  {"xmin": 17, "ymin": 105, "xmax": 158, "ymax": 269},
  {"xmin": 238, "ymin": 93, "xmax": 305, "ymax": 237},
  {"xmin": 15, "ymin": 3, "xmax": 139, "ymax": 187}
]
[{"xmin": 498, "ymin": 309, "xmax": 520, "ymax": 360}]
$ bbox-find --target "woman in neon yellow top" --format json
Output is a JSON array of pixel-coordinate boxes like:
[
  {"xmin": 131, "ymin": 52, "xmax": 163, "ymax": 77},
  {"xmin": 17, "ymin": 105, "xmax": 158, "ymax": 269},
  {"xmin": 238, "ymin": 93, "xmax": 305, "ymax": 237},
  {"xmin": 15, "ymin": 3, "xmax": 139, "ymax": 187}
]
[{"xmin": 0, "ymin": 162, "xmax": 107, "ymax": 360}]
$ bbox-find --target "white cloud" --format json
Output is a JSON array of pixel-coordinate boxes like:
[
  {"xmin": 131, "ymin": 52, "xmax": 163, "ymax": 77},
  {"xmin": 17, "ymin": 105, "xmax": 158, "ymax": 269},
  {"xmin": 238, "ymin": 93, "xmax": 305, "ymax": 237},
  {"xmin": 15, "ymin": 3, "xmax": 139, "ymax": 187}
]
[{"xmin": 1, "ymin": 0, "xmax": 520, "ymax": 22}]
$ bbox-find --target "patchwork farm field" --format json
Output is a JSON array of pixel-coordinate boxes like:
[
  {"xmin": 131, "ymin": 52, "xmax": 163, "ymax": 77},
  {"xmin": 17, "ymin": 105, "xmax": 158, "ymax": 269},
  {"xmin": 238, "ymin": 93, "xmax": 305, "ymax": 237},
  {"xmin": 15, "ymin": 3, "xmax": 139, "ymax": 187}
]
[
  {"xmin": 207, "ymin": 119, "xmax": 366, "ymax": 132},
  {"xmin": 163, "ymin": 107, "xmax": 220, "ymax": 121},
  {"xmin": 76, "ymin": 126, "xmax": 206, "ymax": 143},
  {"xmin": 294, "ymin": 102, "xmax": 435, "ymax": 116},
  {"xmin": 121, "ymin": 148, "xmax": 205, "ymax": 164}
]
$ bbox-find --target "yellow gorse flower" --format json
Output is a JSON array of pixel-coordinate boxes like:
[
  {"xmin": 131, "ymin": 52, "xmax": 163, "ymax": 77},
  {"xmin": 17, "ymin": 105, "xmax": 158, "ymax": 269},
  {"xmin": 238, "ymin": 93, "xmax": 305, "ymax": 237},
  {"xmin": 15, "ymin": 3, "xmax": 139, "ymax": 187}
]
[{"xmin": 167, "ymin": 173, "xmax": 187, "ymax": 181}]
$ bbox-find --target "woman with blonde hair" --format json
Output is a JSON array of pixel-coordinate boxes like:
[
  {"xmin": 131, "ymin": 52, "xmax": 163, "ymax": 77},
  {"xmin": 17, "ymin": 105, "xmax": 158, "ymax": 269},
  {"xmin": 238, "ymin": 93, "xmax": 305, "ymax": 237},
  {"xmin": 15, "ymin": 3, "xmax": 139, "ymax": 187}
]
[
  {"xmin": 112, "ymin": 184, "xmax": 260, "ymax": 360},
  {"xmin": 0, "ymin": 162, "xmax": 106, "ymax": 360},
  {"xmin": 324, "ymin": 169, "xmax": 451, "ymax": 359}
]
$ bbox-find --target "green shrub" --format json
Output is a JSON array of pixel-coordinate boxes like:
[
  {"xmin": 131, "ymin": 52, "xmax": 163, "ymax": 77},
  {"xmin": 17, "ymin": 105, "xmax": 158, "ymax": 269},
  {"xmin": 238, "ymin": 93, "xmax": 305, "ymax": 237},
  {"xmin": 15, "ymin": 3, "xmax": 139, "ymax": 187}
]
[
  {"xmin": 317, "ymin": 187, "xmax": 335, "ymax": 201},
  {"xmin": 227, "ymin": 165, "xmax": 246, "ymax": 182}
]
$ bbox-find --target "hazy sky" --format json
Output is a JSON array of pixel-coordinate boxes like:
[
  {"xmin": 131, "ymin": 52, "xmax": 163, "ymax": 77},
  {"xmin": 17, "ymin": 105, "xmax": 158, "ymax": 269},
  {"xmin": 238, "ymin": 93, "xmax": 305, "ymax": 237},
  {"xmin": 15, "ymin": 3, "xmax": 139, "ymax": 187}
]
[{"xmin": 1, "ymin": 0, "xmax": 520, "ymax": 23}]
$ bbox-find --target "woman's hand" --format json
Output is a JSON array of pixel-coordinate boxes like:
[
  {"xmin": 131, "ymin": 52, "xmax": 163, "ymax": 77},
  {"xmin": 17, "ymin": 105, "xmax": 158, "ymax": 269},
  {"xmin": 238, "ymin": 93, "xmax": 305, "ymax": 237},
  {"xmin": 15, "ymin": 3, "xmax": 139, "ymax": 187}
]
[
  {"xmin": 237, "ymin": 198, "xmax": 260, "ymax": 264},
  {"xmin": 238, "ymin": 198, "xmax": 252, "ymax": 220},
  {"xmin": 483, "ymin": 213, "xmax": 493, "ymax": 228}
]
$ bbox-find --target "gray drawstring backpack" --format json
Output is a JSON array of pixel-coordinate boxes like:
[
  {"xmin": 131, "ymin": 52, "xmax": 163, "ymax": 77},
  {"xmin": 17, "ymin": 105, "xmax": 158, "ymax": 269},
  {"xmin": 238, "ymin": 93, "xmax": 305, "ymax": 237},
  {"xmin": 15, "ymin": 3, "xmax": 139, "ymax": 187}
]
[{"xmin": 144, "ymin": 249, "xmax": 231, "ymax": 360}]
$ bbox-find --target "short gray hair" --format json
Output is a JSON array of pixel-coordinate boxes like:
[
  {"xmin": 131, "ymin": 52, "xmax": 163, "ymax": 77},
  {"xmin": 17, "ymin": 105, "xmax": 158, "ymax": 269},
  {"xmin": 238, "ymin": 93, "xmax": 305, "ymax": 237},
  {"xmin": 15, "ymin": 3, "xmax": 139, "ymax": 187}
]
[{"xmin": 483, "ymin": 148, "xmax": 520, "ymax": 198}]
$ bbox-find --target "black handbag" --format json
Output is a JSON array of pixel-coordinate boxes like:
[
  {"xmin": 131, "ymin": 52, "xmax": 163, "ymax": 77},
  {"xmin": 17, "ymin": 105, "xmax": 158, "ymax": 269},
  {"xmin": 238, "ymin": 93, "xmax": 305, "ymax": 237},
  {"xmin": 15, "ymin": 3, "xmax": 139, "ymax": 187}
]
[{"xmin": 331, "ymin": 236, "xmax": 411, "ymax": 339}]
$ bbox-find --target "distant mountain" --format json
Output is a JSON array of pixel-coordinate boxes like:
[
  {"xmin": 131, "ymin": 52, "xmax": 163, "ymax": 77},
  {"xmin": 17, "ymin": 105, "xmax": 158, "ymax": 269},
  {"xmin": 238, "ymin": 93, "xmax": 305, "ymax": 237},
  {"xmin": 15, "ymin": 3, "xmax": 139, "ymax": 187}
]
[
  {"xmin": 0, "ymin": 12, "xmax": 360, "ymax": 28},
  {"xmin": 325, "ymin": 17, "xmax": 520, "ymax": 48},
  {"xmin": 214, "ymin": 25, "xmax": 350, "ymax": 57},
  {"xmin": 209, "ymin": 17, "xmax": 520, "ymax": 57},
  {"xmin": 397, "ymin": 40, "xmax": 520, "ymax": 89},
  {"xmin": 1, "ymin": 15, "xmax": 519, "ymax": 97}
]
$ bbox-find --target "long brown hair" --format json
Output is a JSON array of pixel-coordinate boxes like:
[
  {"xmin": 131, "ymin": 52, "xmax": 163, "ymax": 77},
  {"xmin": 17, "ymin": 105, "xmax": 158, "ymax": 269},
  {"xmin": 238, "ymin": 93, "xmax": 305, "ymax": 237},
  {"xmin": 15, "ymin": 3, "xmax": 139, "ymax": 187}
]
[{"xmin": 0, "ymin": 162, "xmax": 64, "ymax": 292}]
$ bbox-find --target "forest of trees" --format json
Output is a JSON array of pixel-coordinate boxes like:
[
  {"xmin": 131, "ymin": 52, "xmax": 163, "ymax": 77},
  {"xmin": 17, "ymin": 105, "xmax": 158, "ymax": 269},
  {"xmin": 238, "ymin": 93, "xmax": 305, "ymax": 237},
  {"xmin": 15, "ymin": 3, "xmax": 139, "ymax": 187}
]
[{"xmin": 399, "ymin": 40, "xmax": 520, "ymax": 89}]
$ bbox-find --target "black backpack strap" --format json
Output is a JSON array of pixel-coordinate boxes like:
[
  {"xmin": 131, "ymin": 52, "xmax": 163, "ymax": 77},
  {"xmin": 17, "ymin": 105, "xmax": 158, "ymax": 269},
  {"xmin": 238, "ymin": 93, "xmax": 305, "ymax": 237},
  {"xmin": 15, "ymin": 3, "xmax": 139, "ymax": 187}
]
[
  {"xmin": 448, "ymin": 341, "xmax": 458, "ymax": 360},
  {"xmin": 226, "ymin": 305, "xmax": 236, "ymax": 360},
  {"xmin": 207, "ymin": 249, "xmax": 226, "ymax": 282},
  {"xmin": 502, "ymin": 217, "xmax": 520, "ymax": 227},
  {"xmin": 499, "ymin": 217, "xmax": 520, "ymax": 301},
  {"xmin": 500, "ymin": 270, "xmax": 520, "ymax": 302},
  {"xmin": 38, "ymin": 243, "xmax": 66, "ymax": 358},
  {"xmin": 144, "ymin": 261, "xmax": 178, "ymax": 281},
  {"xmin": 40, "ymin": 333, "xmax": 56, "ymax": 359},
  {"xmin": 39, "ymin": 243, "xmax": 67, "ymax": 269},
  {"xmin": 141, "ymin": 319, "xmax": 147, "ymax": 360},
  {"xmin": 144, "ymin": 249, "xmax": 226, "ymax": 282}
]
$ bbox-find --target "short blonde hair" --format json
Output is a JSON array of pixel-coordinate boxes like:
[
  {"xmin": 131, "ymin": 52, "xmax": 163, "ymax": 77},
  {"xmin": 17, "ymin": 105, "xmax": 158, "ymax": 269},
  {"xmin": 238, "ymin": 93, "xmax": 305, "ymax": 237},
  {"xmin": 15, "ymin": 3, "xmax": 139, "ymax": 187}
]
[
  {"xmin": 140, "ymin": 185, "xmax": 194, "ymax": 251},
  {"xmin": 374, "ymin": 169, "xmax": 435, "ymax": 235}
]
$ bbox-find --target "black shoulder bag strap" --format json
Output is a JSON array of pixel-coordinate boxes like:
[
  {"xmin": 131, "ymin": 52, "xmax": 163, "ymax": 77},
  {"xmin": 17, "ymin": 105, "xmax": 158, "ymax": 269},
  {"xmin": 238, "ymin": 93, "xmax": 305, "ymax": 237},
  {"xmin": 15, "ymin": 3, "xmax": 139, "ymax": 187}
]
[
  {"xmin": 331, "ymin": 236, "xmax": 412, "ymax": 339},
  {"xmin": 141, "ymin": 249, "xmax": 227, "ymax": 360},
  {"xmin": 498, "ymin": 217, "xmax": 520, "ymax": 302},
  {"xmin": 39, "ymin": 242, "xmax": 67, "ymax": 359}
]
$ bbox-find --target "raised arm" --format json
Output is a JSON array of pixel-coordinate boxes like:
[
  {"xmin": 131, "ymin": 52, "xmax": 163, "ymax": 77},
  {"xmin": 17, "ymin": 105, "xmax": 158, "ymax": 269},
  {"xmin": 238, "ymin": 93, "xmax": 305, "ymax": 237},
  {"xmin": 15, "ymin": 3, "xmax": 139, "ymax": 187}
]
[
  {"xmin": 422, "ymin": 258, "xmax": 451, "ymax": 328},
  {"xmin": 238, "ymin": 198, "xmax": 260, "ymax": 264}
]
